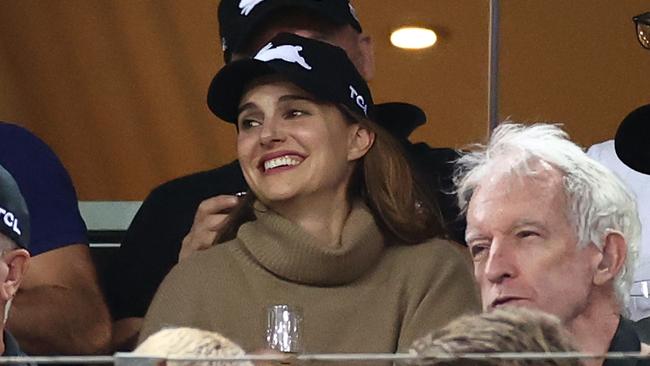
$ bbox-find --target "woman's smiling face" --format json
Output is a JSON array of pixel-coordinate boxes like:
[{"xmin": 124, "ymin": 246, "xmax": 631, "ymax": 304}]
[{"xmin": 236, "ymin": 78, "xmax": 364, "ymax": 209}]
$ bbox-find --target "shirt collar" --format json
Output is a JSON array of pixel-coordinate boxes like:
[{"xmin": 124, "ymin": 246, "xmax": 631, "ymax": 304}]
[{"xmin": 604, "ymin": 317, "xmax": 643, "ymax": 366}]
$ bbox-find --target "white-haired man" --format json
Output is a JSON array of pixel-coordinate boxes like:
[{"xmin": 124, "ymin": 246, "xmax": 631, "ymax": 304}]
[
  {"xmin": 454, "ymin": 123, "xmax": 647, "ymax": 365},
  {"xmin": 0, "ymin": 164, "xmax": 31, "ymax": 363}
]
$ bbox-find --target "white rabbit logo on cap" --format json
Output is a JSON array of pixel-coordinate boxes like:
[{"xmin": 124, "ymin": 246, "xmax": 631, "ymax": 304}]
[
  {"xmin": 255, "ymin": 43, "xmax": 313, "ymax": 70},
  {"xmin": 239, "ymin": 0, "xmax": 266, "ymax": 16}
]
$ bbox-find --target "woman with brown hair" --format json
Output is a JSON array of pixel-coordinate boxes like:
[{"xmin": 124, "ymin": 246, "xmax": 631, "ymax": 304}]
[{"xmin": 138, "ymin": 33, "xmax": 479, "ymax": 354}]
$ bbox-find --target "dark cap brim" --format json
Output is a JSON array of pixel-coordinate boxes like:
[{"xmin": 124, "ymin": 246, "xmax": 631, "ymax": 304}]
[
  {"xmin": 207, "ymin": 60, "xmax": 275, "ymax": 123},
  {"xmin": 374, "ymin": 102, "xmax": 426, "ymax": 139}
]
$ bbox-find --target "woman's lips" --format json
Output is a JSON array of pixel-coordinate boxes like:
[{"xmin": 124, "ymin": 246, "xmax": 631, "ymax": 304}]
[{"xmin": 258, "ymin": 152, "xmax": 305, "ymax": 173}]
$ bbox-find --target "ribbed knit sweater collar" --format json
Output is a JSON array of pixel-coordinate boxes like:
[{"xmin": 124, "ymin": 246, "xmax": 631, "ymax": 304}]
[{"xmin": 237, "ymin": 201, "xmax": 385, "ymax": 286}]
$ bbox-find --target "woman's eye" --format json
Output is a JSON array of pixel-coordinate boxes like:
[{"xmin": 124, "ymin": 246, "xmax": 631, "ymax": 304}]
[
  {"xmin": 286, "ymin": 109, "xmax": 307, "ymax": 118},
  {"xmin": 239, "ymin": 119, "xmax": 261, "ymax": 129}
]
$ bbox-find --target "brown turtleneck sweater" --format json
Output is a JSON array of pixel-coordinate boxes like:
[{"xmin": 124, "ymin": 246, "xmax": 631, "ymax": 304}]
[{"xmin": 139, "ymin": 203, "xmax": 480, "ymax": 353}]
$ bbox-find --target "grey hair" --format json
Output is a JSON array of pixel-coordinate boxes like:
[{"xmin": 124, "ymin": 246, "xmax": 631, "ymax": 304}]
[{"xmin": 454, "ymin": 123, "xmax": 641, "ymax": 310}]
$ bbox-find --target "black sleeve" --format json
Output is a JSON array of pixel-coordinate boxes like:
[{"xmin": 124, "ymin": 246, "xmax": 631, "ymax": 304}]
[
  {"xmin": 105, "ymin": 185, "xmax": 190, "ymax": 319},
  {"xmin": 408, "ymin": 144, "xmax": 466, "ymax": 245},
  {"xmin": 105, "ymin": 161, "xmax": 246, "ymax": 319},
  {"xmin": 428, "ymin": 148, "xmax": 466, "ymax": 245}
]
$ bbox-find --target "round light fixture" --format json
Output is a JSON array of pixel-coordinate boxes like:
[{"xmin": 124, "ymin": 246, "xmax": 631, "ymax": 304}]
[{"xmin": 390, "ymin": 27, "xmax": 437, "ymax": 49}]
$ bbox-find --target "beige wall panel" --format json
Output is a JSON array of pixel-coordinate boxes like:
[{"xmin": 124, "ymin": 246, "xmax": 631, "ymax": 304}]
[
  {"xmin": 0, "ymin": 1, "xmax": 233, "ymax": 199},
  {"xmin": 499, "ymin": 1, "xmax": 650, "ymax": 147},
  {"xmin": 356, "ymin": 0, "xmax": 490, "ymax": 148},
  {"xmin": 0, "ymin": 1, "xmax": 489, "ymax": 200}
]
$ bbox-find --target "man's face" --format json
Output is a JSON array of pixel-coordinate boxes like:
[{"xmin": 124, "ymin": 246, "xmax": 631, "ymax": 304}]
[
  {"xmin": 465, "ymin": 166, "xmax": 602, "ymax": 323},
  {"xmin": 232, "ymin": 9, "xmax": 374, "ymax": 80}
]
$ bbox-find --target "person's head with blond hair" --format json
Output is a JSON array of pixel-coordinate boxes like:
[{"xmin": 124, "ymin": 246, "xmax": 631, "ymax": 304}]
[
  {"xmin": 134, "ymin": 327, "xmax": 253, "ymax": 366},
  {"xmin": 410, "ymin": 307, "xmax": 579, "ymax": 366}
]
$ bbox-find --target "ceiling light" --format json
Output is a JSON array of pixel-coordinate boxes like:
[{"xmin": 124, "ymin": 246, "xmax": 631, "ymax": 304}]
[{"xmin": 390, "ymin": 27, "xmax": 437, "ymax": 49}]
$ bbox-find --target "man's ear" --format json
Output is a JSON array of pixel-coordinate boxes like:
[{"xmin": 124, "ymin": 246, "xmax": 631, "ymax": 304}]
[
  {"xmin": 0, "ymin": 249, "xmax": 30, "ymax": 302},
  {"xmin": 347, "ymin": 124, "xmax": 375, "ymax": 161},
  {"xmin": 357, "ymin": 34, "xmax": 375, "ymax": 80},
  {"xmin": 593, "ymin": 231, "xmax": 627, "ymax": 286}
]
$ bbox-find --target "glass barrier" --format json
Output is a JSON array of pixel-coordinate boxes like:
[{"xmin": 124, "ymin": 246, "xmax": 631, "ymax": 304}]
[{"xmin": 0, "ymin": 352, "xmax": 649, "ymax": 365}]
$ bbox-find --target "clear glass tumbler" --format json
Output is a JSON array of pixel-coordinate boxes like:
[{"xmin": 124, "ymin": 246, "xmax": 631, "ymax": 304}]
[{"xmin": 265, "ymin": 304, "xmax": 304, "ymax": 353}]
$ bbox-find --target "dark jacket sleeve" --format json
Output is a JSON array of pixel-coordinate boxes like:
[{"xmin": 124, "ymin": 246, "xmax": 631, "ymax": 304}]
[{"xmin": 105, "ymin": 161, "xmax": 246, "ymax": 320}]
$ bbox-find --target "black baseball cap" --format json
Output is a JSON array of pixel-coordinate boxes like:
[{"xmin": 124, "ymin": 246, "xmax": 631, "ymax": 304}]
[
  {"xmin": 219, "ymin": 0, "xmax": 362, "ymax": 61},
  {"xmin": 615, "ymin": 103, "xmax": 650, "ymax": 175},
  {"xmin": 374, "ymin": 102, "xmax": 426, "ymax": 140},
  {"xmin": 208, "ymin": 33, "xmax": 373, "ymax": 124},
  {"xmin": 0, "ymin": 164, "xmax": 29, "ymax": 249},
  {"xmin": 217, "ymin": 0, "xmax": 427, "ymax": 139}
]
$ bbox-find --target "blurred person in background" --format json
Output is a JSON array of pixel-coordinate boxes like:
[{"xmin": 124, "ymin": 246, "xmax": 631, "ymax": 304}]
[
  {"xmin": 0, "ymin": 122, "xmax": 111, "ymax": 354},
  {"xmin": 135, "ymin": 327, "xmax": 252, "ymax": 366},
  {"xmin": 587, "ymin": 104, "xmax": 650, "ymax": 324},
  {"xmin": 411, "ymin": 306, "xmax": 580, "ymax": 366}
]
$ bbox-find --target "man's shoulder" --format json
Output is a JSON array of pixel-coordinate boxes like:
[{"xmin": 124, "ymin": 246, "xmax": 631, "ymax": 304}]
[
  {"xmin": 0, "ymin": 122, "xmax": 88, "ymax": 254},
  {"xmin": 3, "ymin": 330, "xmax": 27, "ymax": 357},
  {"xmin": 0, "ymin": 123, "xmax": 62, "ymax": 168},
  {"xmin": 608, "ymin": 316, "xmax": 650, "ymax": 357},
  {"xmin": 2, "ymin": 331, "xmax": 36, "ymax": 365},
  {"xmin": 586, "ymin": 139, "xmax": 614, "ymax": 158},
  {"xmin": 632, "ymin": 316, "xmax": 650, "ymax": 344},
  {"xmin": 0, "ymin": 122, "xmax": 64, "ymax": 173},
  {"xmin": 586, "ymin": 140, "xmax": 623, "ymax": 170},
  {"xmin": 0, "ymin": 122, "xmax": 41, "ymax": 143}
]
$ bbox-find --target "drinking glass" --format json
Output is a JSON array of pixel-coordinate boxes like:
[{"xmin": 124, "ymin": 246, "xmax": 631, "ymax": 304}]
[{"xmin": 265, "ymin": 304, "xmax": 304, "ymax": 353}]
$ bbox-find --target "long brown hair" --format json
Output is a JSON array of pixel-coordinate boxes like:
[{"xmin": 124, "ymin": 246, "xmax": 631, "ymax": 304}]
[
  {"xmin": 216, "ymin": 106, "xmax": 446, "ymax": 245},
  {"xmin": 351, "ymin": 113, "xmax": 446, "ymax": 244}
]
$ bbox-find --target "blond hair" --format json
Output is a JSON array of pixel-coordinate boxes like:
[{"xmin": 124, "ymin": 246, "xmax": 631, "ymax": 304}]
[
  {"xmin": 411, "ymin": 307, "xmax": 580, "ymax": 366},
  {"xmin": 134, "ymin": 327, "xmax": 252, "ymax": 366}
]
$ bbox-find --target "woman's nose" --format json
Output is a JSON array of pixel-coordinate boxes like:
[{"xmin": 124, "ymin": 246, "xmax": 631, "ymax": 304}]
[{"xmin": 259, "ymin": 117, "xmax": 286, "ymax": 146}]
